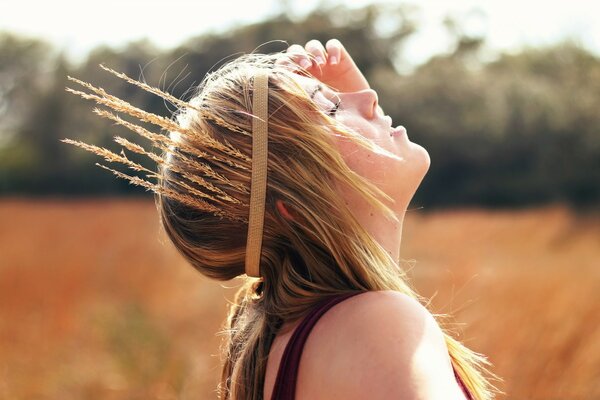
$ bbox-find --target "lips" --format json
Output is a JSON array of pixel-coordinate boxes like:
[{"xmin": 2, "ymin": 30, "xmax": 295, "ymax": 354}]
[
  {"xmin": 382, "ymin": 115, "xmax": 406, "ymax": 138},
  {"xmin": 390, "ymin": 125, "xmax": 407, "ymax": 137}
]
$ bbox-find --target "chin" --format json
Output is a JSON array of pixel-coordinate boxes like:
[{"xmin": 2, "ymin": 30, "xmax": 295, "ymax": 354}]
[
  {"xmin": 410, "ymin": 142, "xmax": 430, "ymax": 178},
  {"xmin": 391, "ymin": 148, "xmax": 430, "ymax": 210}
]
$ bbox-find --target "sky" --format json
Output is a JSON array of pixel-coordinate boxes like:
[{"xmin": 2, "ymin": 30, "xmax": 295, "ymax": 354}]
[{"xmin": 1, "ymin": 0, "xmax": 599, "ymax": 68}]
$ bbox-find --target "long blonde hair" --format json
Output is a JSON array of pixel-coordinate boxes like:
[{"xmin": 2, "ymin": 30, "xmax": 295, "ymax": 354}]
[
  {"xmin": 64, "ymin": 51, "xmax": 501, "ymax": 399},
  {"xmin": 154, "ymin": 53, "xmax": 502, "ymax": 399}
]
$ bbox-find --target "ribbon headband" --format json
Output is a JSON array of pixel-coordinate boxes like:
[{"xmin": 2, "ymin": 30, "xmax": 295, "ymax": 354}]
[{"xmin": 244, "ymin": 70, "xmax": 269, "ymax": 278}]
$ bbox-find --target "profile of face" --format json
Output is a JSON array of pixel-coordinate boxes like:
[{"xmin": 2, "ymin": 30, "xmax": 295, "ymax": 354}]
[{"xmin": 287, "ymin": 74, "xmax": 430, "ymax": 217}]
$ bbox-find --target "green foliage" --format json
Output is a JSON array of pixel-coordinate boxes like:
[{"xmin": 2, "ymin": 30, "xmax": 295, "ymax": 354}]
[
  {"xmin": 373, "ymin": 38, "xmax": 600, "ymax": 208},
  {"xmin": 0, "ymin": 5, "xmax": 598, "ymax": 209},
  {"xmin": 0, "ymin": 32, "xmax": 56, "ymax": 147}
]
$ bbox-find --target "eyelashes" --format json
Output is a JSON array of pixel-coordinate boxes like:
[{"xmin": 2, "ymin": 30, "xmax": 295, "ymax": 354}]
[
  {"xmin": 328, "ymin": 100, "xmax": 341, "ymax": 116},
  {"xmin": 311, "ymin": 84, "xmax": 341, "ymax": 117},
  {"xmin": 310, "ymin": 84, "xmax": 323, "ymax": 99}
]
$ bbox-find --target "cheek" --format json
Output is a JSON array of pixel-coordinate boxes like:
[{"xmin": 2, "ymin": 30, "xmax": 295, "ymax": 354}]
[
  {"xmin": 331, "ymin": 134, "xmax": 371, "ymax": 173},
  {"xmin": 334, "ymin": 135, "xmax": 393, "ymax": 188},
  {"xmin": 331, "ymin": 135, "xmax": 429, "ymax": 210},
  {"xmin": 339, "ymin": 116, "xmax": 379, "ymax": 141}
]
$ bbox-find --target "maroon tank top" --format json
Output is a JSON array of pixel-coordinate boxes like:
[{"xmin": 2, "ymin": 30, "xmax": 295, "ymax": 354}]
[{"xmin": 270, "ymin": 292, "xmax": 475, "ymax": 400}]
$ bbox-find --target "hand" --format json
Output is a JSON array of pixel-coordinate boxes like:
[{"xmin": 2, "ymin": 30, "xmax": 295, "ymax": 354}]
[{"xmin": 276, "ymin": 39, "xmax": 370, "ymax": 94}]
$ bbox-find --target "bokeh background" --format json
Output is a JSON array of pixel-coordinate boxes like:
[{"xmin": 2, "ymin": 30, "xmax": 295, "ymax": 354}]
[{"xmin": 1, "ymin": 1, "xmax": 599, "ymax": 399}]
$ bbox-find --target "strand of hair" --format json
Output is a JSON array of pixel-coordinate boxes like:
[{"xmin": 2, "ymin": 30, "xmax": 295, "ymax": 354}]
[
  {"xmin": 171, "ymin": 175, "xmax": 242, "ymax": 209},
  {"xmin": 172, "ymin": 149, "xmax": 249, "ymax": 195},
  {"xmin": 99, "ymin": 63, "xmax": 204, "ymax": 113}
]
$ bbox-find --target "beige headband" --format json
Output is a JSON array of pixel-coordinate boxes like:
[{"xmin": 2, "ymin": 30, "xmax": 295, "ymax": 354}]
[{"xmin": 244, "ymin": 70, "xmax": 269, "ymax": 278}]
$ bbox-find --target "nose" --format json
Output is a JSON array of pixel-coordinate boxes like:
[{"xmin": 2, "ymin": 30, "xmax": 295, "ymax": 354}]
[{"xmin": 341, "ymin": 89, "xmax": 379, "ymax": 119}]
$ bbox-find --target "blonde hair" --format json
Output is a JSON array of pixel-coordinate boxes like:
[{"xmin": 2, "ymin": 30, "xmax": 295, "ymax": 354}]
[{"xmin": 63, "ymin": 52, "xmax": 501, "ymax": 399}]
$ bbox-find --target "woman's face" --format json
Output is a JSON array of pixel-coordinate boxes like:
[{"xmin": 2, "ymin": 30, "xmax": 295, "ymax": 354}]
[{"xmin": 291, "ymin": 74, "xmax": 430, "ymax": 213}]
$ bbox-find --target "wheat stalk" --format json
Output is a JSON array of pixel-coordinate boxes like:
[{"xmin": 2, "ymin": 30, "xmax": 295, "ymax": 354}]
[
  {"xmin": 98, "ymin": 63, "xmax": 252, "ymax": 138},
  {"xmin": 98, "ymin": 109, "xmax": 249, "ymax": 195},
  {"xmin": 61, "ymin": 66, "xmax": 258, "ymax": 222},
  {"xmin": 66, "ymin": 76, "xmax": 251, "ymax": 163},
  {"xmin": 93, "ymin": 108, "xmax": 249, "ymax": 173},
  {"xmin": 61, "ymin": 138, "xmax": 155, "ymax": 177},
  {"xmin": 94, "ymin": 162, "xmax": 246, "ymax": 223},
  {"xmin": 113, "ymin": 136, "xmax": 244, "ymax": 205}
]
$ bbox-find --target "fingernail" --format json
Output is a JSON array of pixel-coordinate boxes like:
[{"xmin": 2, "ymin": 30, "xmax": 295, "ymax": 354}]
[
  {"xmin": 300, "ymin": 59, "xmax": 311, "ymax": 69},
  {"xmin": 329, "ymin": 55, "xmax": 338, "ymax": 65},
  {"xmin": 315, "ymin": 56, "xmax": 325, "ymax": 65}
]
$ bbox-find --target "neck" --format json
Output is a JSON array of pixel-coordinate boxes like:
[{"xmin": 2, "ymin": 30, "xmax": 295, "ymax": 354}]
[
  {"xmin": 370, "ymin": 212, "xmax": 405, "ymax": 266},
  {"xmin": 345, "ymin": 197, "xmax": 406, "ymax": 265}
]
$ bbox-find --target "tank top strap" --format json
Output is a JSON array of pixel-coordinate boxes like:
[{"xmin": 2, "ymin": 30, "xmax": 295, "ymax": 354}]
[
  {"xmin": 270, "ymin": 292, "xmax": 363, "ymax": 400},
  {"xmin": 269, "ymin": 291, "xmax": 475, "ymax": 400}
]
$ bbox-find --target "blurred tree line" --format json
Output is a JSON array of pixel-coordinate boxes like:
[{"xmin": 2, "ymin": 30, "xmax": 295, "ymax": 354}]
[{"xmin": 0, "ymin": 4, "xmax": 598, "ymax": 209}]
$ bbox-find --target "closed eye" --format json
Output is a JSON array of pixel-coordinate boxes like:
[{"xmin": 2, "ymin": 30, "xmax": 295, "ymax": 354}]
[
  {"xmin": 328, "ymin": 100, "xmax": 341, "ymax": 116},
  {"xmin": 310, "ymin": 84, "xmax": 322, "ymax": 100},
  {"xmin": 310, "ymin": 83, "xmax": 341, "ymax": 117}
]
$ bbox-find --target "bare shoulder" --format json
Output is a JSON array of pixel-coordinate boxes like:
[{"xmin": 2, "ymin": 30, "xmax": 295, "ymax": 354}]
[
  {"xmin": 299, "ymin": 291, "xmax": 465, "ymax": 400},
  {"xmin": 324, "ymin": 291, "xmax": 447, "ymax": 358}
]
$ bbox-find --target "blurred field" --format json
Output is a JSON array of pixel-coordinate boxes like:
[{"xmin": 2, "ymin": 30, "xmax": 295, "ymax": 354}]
[{"xmin": 0, "ymin": 199, "xmax": 598, "ymax": 399}]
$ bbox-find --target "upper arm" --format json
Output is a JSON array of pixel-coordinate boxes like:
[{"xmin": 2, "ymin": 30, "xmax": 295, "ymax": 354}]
[{"xmin": 316, "ymin": 291, "xmax": 463, "ymax": 400}]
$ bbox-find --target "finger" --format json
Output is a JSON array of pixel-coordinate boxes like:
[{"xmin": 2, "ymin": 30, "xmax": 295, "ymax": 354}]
[
  {"xmin": 286, "ymin": 44, "xmax": 312, "ymax": 70},
  {"xmin": 325, "ymin": 38, "xmax": 343, "ymax": 66},
  {"xmin": 305, "ymin": 39, "xmax": 327, "ymax": 67}
]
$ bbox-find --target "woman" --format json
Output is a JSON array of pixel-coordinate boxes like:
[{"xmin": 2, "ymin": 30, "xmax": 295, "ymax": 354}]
[{"xmin": 63, "ymin": 39, "xmax": 500, "ymax": 399}]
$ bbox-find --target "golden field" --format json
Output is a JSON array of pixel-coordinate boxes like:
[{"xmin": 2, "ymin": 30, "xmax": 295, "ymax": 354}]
[{"xmin": 0, "ymin": 199, "xmax": 598, "ymax": 399}]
